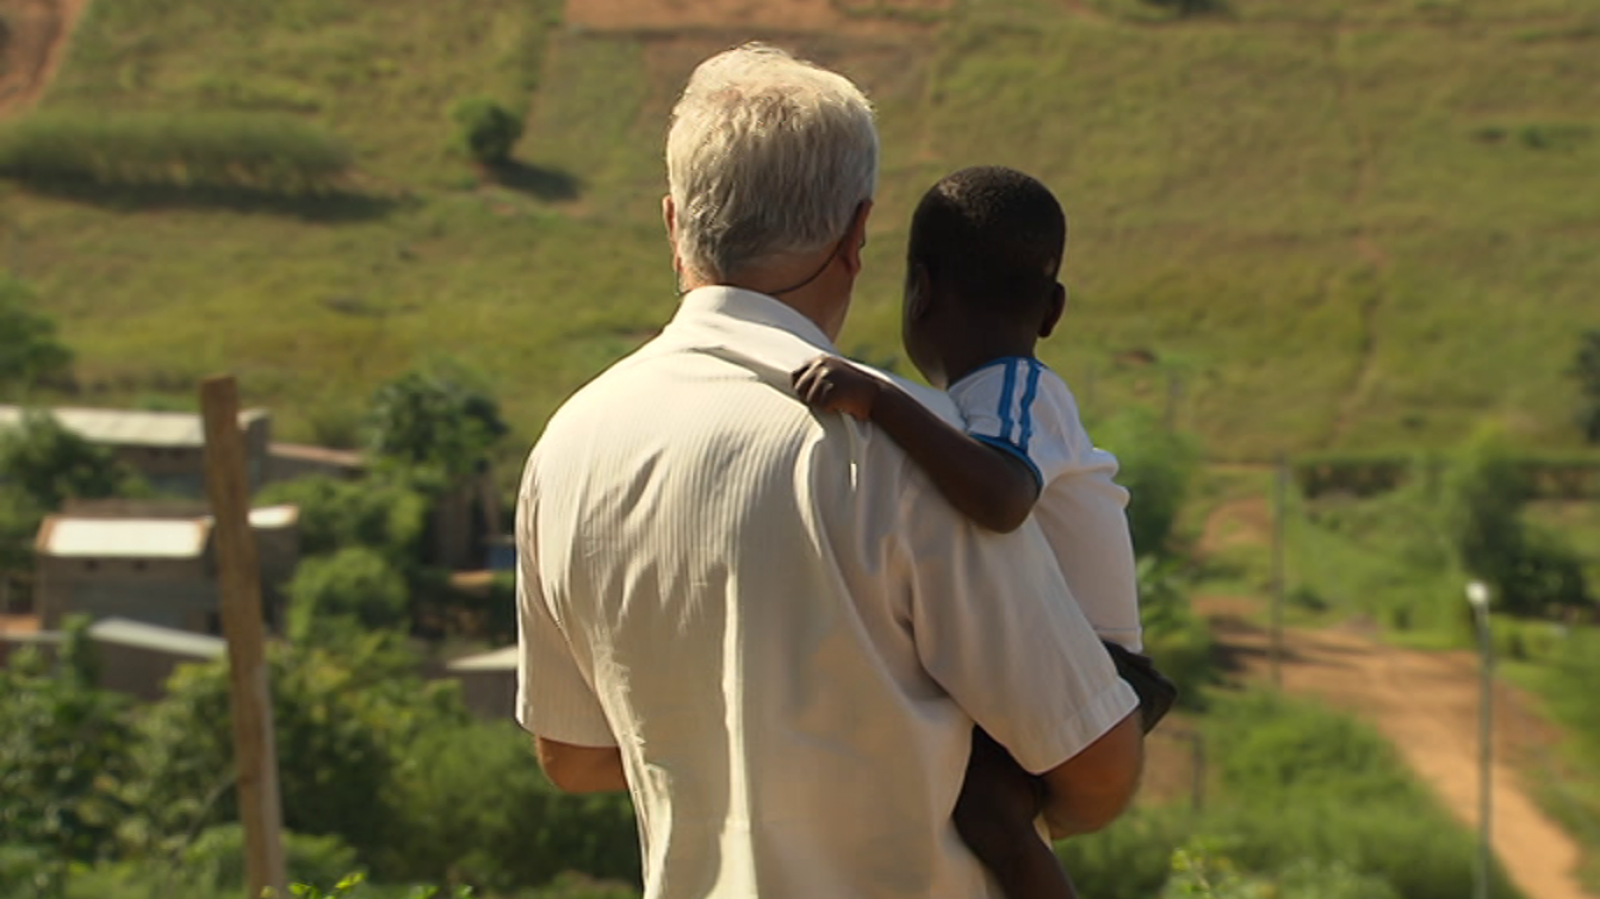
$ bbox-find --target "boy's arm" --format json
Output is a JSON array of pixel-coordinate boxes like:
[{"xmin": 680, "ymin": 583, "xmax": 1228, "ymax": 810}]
[{"xmin": 793, "ymin": 355, "xmax": 1040, "ymax": 532}]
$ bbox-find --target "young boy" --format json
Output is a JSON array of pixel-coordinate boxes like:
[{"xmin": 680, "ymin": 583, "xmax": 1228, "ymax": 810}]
[{"xmin": 791, "ymin": 166, "xmax": 1174, "ymax": 899}]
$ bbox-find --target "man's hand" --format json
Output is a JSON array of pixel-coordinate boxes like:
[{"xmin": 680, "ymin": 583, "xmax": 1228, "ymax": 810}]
[{"xmin": 792, "ymin": 355, "xmax": 882, "ymax": 422}]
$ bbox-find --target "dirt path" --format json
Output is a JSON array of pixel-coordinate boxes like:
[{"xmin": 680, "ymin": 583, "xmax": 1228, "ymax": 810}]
[
  {"xmin": 1201, "ymin": 598, "xmax": 1592, "ymax": 899},
  {"xmin": 565, "ymin": 0, "xmax": 948, "ymax": 35},
  {"xmin": 0, "ymin": 0, "xmax": 87, "ymax": 118}
]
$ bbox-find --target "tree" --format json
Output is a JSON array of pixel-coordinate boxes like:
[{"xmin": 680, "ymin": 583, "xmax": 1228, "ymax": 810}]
[
  {"xmin": 366, "ymin": 361, "xmax": 508, "ymax": 481},
  {"xmin": 0, "ymin": 274, "xmax": 72, "ymax": 396},
  {"xmin": 1570, "ymin": 329, "xmax": 1600, "ymax": 444},
  {"xmin": 284, "ymin": 546, "xmax": 410, "ymax": 644},
  {"xmin": 0, "ymin": 411, "xmax": 145, "ymax": 597},
  {"xmin": 451, "ymin": 97, "xmax": 525, "ymax": 166},
  {"xmin": 127, "ymin": 638, "xmax": 470, "ymax": 866},
  {"xmin": 0, "ymin": 409, "xmax": 143, "ymax": 510},
  {"xmin": 0, "ymin": 621, "xmax": 136, "ymax": 876},
  {"xmin": 1446, "ymin": 431, "xmax": 1591, "ymax": 616},
  {"xmin": 256, "ymin": 474, "xmax": 428, "ymax": 561}
]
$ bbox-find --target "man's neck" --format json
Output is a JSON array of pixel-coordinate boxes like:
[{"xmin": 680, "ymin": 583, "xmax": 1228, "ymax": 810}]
[{"xmin": 683, "ymin": 262, "xmax": 850, "ymax": 341}]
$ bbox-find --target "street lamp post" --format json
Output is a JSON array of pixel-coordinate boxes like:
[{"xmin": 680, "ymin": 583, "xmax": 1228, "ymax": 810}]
[{"xmin": 1466, "ymin": 580, "xmax": 1493, "ymax": 899}]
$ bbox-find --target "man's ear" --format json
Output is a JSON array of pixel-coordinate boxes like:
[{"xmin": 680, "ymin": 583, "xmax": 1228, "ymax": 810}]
[
  {"xmin": 839, "ymin": 200, "xmax": 874, "ymax": 276},
  {"xmin": 663, "ymin": 195, "xmax": 683, "ymax": 277},
  {"xmin": 1039, "ymin": 282, "xmax": 1067, "ymax": 338}
]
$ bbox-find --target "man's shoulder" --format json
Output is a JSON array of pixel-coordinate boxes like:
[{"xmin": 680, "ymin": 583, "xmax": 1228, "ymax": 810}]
[{"xmin": 852, "ymin": 364, "xmax": 964, "ymax": 428}]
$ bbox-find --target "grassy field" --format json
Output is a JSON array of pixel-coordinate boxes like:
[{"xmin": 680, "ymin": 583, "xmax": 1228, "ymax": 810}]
[{"xmin": 2, "ymin": 0, "xmax": 1598, "ymax": 458}]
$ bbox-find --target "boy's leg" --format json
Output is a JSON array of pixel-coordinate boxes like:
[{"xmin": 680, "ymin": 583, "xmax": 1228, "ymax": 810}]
[{"xmin": 954, "ymin": 727, "xmax": 1080, "ymax": 899}]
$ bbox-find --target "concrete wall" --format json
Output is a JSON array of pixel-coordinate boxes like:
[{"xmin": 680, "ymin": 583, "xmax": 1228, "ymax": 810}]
[{"xmin": 455, "ymin": 669, "xmax": 517, "ymax": 720}]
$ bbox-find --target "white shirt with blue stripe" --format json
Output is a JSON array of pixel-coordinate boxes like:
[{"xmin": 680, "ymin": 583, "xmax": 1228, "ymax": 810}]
[{"xmin": 947, "ymin": 356, "xmax": 1143, "ymax": 651}]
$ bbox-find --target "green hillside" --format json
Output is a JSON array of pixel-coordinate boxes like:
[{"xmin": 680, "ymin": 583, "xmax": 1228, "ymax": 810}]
[{"xmin": 3, "ymin": 0, "xmax": 1598, "ymax": 458}]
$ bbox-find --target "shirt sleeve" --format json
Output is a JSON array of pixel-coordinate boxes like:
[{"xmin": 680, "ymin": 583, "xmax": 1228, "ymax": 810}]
[
  {"xmin": 1026, "ymin": 375, "xmax": 1144, "ymax": 651},
  {"xmin": 515, "ymin": 465, "xmax": 617, "ymax": 747},
  {"xmin": 895, "ymin": 466, "xmax": 1139, "ymax": 774}
]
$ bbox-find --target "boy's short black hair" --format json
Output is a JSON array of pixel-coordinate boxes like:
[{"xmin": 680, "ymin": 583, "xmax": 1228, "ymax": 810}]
[{"xmin": 908, "ymin": 166, "xmax": 1067, "ymax": 320}]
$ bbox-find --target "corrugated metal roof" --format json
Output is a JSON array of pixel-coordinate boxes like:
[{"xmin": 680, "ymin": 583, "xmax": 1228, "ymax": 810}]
[
  {"xmin": 0, "ymin": 405, "xmax": 267, "ymax": 448},
  {"xmin": 88, "ymin": 617, "xmax": 225, "ymax": 658},
  {"xmin": 246, "ymin": 505, "xmax": 298, "ymax": 529},
  {"xmin": 446, "ymin": 645, "xmax": 518, "ymax": 672},
  {"xmin": 41, "ymin": 517, "xmax": 209, "ymax": 558},
  {"xmin": 268, "ymin": 442, "xmax": 364, "ymax": 467}
]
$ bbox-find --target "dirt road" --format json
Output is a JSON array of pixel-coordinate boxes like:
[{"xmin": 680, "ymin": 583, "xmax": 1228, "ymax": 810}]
[
  {"xmin": 1203, "ymin": 599, "xmax": 1592, "ymax": 899},
  {"xmin": 0, "ymin": 0, "xmax": 86, "ymax": 118}
]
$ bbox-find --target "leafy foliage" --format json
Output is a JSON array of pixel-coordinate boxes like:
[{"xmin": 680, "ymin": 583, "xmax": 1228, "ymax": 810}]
[
  {"xmin": 285, "ymin": 547, "xmax": 411, "ymax": 644},
  {"xmin": 0, "ymin": 111, "xmax": 352, "ymax": 194},
  {"xmin": 256, "ymin": 474, "xmax": 428, "ymax": 561},
  {"xmin": 0, "ymin": 411, "xmax": 146, "ymax": 589},
  {"xmin": 1447, "ymin": 431, "xmax": 1592, "ymax": 616},
  {"xmin": 0, "ymin": 273, "xmax": 72, "ymax": 395},
  {"xmin": 380, "ymin": 720, "xmax": 640, "ymax": 890},
  {"xmin": 1139, "ymin": 0, "xmax": 1226, "ymax": 17},
  {"xmin": 0, "ymin": 409, "xmax": 144, "ymax": 510},
  {"xmin": 0, "ymin": 630, "xmax": 136, "ymax": 869},
  {"xmin": 183, "ymin": 824, "xmax": 360, "ymax": 895},
  {"xmin": 127, "ymin": 638, "xmax": 469, "ymax": 864},
  {"xmin": 1136, "ymin": 556, "xmax": 1215, "ymax": 708},
  {"xmin": 1093, "ymin": 408, "xmax": 1201, "ymax": 558},
  {"xmin": 451, "ymin": 98, "xmax": 525, "ymax": 166},
  {"xmin": 1572, "ymin": 330, "xmax": 1600, "ymax": 444},
  {"xmin": 366, "ymin": 362, "xmax": 508, "ymax": 481}
]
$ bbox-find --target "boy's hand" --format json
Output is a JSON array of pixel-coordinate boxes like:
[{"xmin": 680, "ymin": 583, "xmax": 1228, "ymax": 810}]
[{"xmin": 792, "ymin": 355, "xmax": 882, "ymax": 422}]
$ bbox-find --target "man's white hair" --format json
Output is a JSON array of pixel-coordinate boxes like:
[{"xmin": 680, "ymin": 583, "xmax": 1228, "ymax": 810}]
[{"xmin": 666, "ymin": 43, "xmax": 878, "ymax": 283}]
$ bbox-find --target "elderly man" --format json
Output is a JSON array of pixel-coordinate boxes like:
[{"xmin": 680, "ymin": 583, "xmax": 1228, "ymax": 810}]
[{"xmin": 516, "ymin": 44, "xmax": 1142, "ymax": 899}]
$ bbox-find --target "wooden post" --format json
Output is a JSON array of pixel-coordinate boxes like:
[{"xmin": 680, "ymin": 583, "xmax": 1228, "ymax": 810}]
[
  {"xmin": 200, "ymin": 376, "xmax": 287, "ymax": 899},
  {"xmin": 1270, "ymin": 453, "xmax": 1287, "ymax": 689}
]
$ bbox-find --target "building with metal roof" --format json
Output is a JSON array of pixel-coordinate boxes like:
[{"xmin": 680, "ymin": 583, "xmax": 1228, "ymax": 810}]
[
  {"xmin": 0, "ymin": 404, "xmax": 272, "ymax": 496},
  {"xmin": 0, "ymin": 617, "xmax": 226, "ymax": 701},
  {"xmin": 446, "ymin": 644, "xmax": 518, "ymax": 719},
  {"xmin": 32, "ymin": 504, "xmax": 301, "ymax": 633}
]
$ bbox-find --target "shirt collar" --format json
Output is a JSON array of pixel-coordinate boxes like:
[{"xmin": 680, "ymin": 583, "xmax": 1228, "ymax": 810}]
[{"xmin": 673, "ymin": 286, "xmax": 838, "ymax": 355}]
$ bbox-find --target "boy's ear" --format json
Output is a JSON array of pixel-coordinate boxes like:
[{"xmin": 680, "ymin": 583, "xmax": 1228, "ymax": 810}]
[
  {"xmin": 906, "ymin": 261, "xmax": 934, "ymax": 321},
  {"xmin": 1038, "ymin": 282, "xmax": 1067, "ymax": 338}
]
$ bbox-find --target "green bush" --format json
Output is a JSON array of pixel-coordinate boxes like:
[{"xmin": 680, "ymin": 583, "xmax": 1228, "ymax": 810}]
[
  {"xmin": 257, "ymin": 475, "xmax": 428, "ymax": 561},
  {"xmin": 1571, "ymin": 330, "xmax": 1600, "ymax": 444},
  {"xmin": 1447, "ymin": 432, "xmax": 1593, "ymax": 617},
  {"xmin": 1199, "ymin": 690, "xmax": 1522, "ymax": 899},
  {"xmin": 1094, "ymin": 408, "xmax": 1201, "ymax": 557},
  {"xmin": 1138, "ymin": 556, "xmax": 1216, "ymax": 709},
  {"xmin": 285, "ymin": 546, "xmax": 412, "ymax": 643},
  {"xmin": 0, "ymin": 111, "xmax": 352, "ymax": 194},
  {"xmin": 183, "ymin": 824, "xmax": 360, "ymax": 893},
  {"xmin": 381, "ymin": 720, "xmax": 640, "ymax": 891},
  {"xmin": 451, "ymin": 97, "xmax": 524, "ymax": 165}
]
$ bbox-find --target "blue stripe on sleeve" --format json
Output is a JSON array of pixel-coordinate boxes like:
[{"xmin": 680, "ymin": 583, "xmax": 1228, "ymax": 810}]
[
  {"xmin": 1017, "ymin": 360, "xmax": 1043, "ymax": 454},
  {"xmin": 971, "ymin": 433, "xmax": 1044, "ymax": 490},
  {"xmin": 997, "ymin": 359, "xmax": 1018, "ymax": 445}
]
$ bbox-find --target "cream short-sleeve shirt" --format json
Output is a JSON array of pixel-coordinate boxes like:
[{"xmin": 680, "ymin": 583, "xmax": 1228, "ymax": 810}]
[
  {"xmin": 517, "ymin": 286, "xmax": 1137, "ymax": 899},
  {"xmin": 947, "ymin": 357, "xmax": 1143, "ymax": 651}
]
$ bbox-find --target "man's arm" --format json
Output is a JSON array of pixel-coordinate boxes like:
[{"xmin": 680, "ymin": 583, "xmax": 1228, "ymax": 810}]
[
  {"xmin": 534, "ymin": 737, "xmax": 629, "ymax": 794},
  {"xmin": 516, "ymin": 467, "xmax": 624, "ymax": 793},
  {"xmin": 793, "ymin": 355, "xmax": 1039, "ymax": 531},
  {"xmin": 894, "ymin": 461, "xmax": 1143, "ymax": 838},
  {"xmin": 1038, "ymin": 711, "xmax": 1143, "ymax": 838}
]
